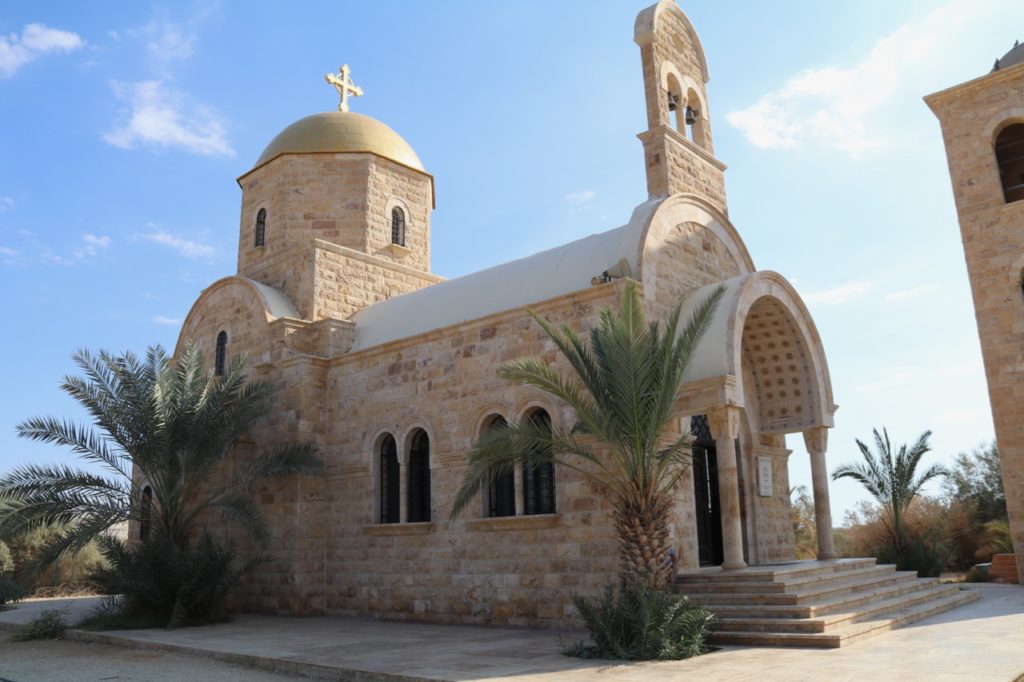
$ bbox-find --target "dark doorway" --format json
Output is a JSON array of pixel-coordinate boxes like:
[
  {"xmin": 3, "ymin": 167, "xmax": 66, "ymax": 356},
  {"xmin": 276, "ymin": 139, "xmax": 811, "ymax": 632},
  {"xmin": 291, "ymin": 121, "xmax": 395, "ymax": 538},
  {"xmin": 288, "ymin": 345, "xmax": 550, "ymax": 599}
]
[{"xmin": 691, "ymin": 415, "xmax": 724, "ymax": 567}]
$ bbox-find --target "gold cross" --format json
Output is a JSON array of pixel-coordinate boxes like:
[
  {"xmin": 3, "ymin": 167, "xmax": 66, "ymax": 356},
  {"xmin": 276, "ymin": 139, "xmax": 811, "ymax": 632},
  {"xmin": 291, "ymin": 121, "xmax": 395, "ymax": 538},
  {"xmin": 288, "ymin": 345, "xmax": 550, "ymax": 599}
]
[{"xmin": 325, "ymin": 64, "xmax": 363, "ymax": 113}]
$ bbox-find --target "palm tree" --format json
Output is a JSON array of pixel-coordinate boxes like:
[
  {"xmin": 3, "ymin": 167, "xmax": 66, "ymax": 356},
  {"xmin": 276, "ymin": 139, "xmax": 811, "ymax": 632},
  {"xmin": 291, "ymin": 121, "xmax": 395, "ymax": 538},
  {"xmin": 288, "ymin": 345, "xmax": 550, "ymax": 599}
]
[
  {"xmin": 451, "ymin": 281, "xmax": 722, "ymax": 590},
  {"xmin": 0, "ymin": 342, "xmax": 322, "ymax": 567},
  {"xmin": 831, "ymin": 428, "xmax": 947, "ymax": 553}
]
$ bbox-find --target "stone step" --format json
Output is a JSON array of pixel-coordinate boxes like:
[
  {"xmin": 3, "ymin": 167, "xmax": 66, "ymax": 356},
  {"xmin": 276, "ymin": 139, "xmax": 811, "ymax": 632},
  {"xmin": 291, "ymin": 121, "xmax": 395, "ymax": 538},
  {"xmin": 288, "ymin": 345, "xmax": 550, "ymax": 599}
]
[
  {"xmin": 675, "ymin": 558, "xmax": 876, "ymax": 584},
  {"xmin": 709, "ymin": 588, "xmax": 979, "ymax": 648},
  {"xmin": 683, "ymin": 570, "xmax": 918, "ymax": 606},
  {"xmin": 711, "ymin": 584, "xmax": 962, "ymax": 634},
  {"xmin": 676, "ymin": 563, "xmax": 896, "ymax": 595},
  {"xmin": 699, "ymin": 577, "xmax": 940, "ymax": 619}
]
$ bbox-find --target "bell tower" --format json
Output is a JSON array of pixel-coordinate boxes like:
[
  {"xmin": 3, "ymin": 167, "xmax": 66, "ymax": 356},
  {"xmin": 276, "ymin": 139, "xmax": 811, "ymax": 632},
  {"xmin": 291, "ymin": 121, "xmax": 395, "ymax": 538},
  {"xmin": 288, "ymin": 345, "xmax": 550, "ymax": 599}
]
[
  {"xmin": 634, "ymin": 0, "xmax": 728, "ymax": 213},
  {"xmin": 926, "ymin": 42, "xmax": 1024, "ymax": 585}
]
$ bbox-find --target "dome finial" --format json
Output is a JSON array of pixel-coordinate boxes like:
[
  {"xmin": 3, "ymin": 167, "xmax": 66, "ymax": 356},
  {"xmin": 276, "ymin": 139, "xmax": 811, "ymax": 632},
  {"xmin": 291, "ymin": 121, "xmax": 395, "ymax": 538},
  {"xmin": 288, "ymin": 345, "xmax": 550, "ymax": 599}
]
[{"xmin": 325, "ymin": 64, "xmax": 363, "ymax": 113}]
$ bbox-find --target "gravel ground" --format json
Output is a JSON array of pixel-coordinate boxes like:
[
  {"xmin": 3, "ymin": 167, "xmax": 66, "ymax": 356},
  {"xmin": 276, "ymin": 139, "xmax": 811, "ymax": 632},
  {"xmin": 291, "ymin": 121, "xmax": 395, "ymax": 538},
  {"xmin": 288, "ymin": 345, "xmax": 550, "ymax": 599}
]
[{"xmin": 0, "ymin": 633, "xmax": 310, "ymax": 682}]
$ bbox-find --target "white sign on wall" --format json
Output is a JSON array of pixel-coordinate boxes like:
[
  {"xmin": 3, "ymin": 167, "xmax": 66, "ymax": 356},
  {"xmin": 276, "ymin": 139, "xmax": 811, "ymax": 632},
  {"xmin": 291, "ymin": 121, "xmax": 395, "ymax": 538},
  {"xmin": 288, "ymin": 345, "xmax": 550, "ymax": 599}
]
[{"xmin": 757, "ymin": 456, "xmax": 773, "ymax": 497}]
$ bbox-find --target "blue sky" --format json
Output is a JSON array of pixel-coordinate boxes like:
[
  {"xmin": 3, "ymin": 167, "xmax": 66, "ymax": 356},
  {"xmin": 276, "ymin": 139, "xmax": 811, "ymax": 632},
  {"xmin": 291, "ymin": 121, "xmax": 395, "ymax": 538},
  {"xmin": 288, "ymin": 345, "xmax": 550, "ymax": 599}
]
[{"xmin": 0, "ymin": 0, "xmax": 1018, "ymax": 523}]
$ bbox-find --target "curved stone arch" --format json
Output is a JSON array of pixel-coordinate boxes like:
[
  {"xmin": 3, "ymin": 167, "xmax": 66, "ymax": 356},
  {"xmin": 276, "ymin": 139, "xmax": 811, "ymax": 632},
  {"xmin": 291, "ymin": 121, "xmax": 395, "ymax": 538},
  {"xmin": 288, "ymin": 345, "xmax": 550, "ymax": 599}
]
[
  {"xmin": 1008, "ymin": 253, "xmax": 1024, "ymax": 297},
  {"xmin": 635, "ymin": 0, "xmax": 710, "ymax": 83},
  {"xmin": 363, "ymin": 423, "xmax": 400, "ymax": 474},
  {"xmin": 366, "ymin": 426, "xmax": 400, "ymax": 521},
  {"xmin": 174, "ymin": 276, "xmax": 298, "ymax": 364},
  {"xmin": 471, "ymin": 401, "xmax": 513, "ymax": 438},
  {"xmin": 636, "ymin": 194, "xmax": 755, "ymax": 306},
  {"xmin": 982, "ymin": 107, "xmax": 1024, "ymax": 143},
  {"xmin": 679, "ymin": 271, "xmax": 835, "ymax": 434},
  {"xmin": 510, "ymin": 393, "xmax": 565, "ymax": 430},
  {"xmin": 397, "ymin": 417, "xmax": 438, "ymax": 467}
]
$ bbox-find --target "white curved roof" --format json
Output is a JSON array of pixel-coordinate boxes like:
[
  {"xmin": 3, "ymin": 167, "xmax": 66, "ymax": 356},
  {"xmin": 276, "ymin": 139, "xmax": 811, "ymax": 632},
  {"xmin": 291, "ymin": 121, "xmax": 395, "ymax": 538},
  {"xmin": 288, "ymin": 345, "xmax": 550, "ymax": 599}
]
[
  {"xmin": 350, "ymin": 200, "xmax": 662, "ymax": 351},
  {"xmin": 246, "ymin": 278, "xmax": 300, "ymax": 319}
]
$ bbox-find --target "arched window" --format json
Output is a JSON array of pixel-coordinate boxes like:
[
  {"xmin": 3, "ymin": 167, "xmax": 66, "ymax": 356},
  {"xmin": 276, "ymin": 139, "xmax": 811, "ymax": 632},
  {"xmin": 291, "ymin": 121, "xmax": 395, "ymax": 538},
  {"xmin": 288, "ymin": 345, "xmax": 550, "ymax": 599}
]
[
  {"xmin": 666, "ymin": 74, "xmax": 684, "ymax": 134},
  {"xmin": 407, "ymin": 429, "xmax": 431, "ymax": 522},
  {"xmin": 391, "ymin": 206, "xmax": 406, "ymax": 246},
  {"xmin": 214, "ymin": 331, "xmax": 227, "ymax": 376},
  {"xmin": 484, "ymin": 416, "xmax": 515, "ymax": 518},
  {"xmin": 139, "ymin": 485, "xmax": 153, "ymax": 541},
  {"xmin": 523, "ymin": 409, "xmax": 555, "ymax": 515},
  {"xmin": 996, "ymin": 124, "xmax": 1024, "ymax": 203},
  {"xmin": 379, "ymin": 435, "xmax": 400, "ymax": 524},
  {"xmin": 255, "ymin": 208, "xmax": 266, "ymax": 247}
]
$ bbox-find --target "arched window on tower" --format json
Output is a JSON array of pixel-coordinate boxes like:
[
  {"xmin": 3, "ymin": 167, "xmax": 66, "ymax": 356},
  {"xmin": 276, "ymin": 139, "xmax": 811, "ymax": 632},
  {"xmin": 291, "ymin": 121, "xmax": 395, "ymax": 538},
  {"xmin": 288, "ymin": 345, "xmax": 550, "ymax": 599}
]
[
  {"xmin": 391, "ymin": 206, "xmax": 406, "ymax": 247},
  {"xmin": 666, "ymin": 74, "xmax": 684, "ymax": 135},
  {"xmin": 139, "ymin": 485, "xmax": 153, "ymax": 541},
  {"xmin": 407, "ymin": 429, "xmax": 431, "ymax": 522},
  {"xmin": 996, "ymin": 124, "xmax": 1024, "ymax": 203},
  {"xmin": 255, "ymin": 208, "xmax": 267, "ymax": 247},
  {"xmin": 215, "ymin": 331, "xmax": 227, "ymax": 376},
  {"xmin": 379, "ymin": 435, "xmax": 400, "ymax": 524},
  {"xmin": 484, "ymin": 416, "xmax": 515, "ymax": 518},
  {"xmin": 523, "ymin": 409, "xmax": 555, "ymax": 515}
]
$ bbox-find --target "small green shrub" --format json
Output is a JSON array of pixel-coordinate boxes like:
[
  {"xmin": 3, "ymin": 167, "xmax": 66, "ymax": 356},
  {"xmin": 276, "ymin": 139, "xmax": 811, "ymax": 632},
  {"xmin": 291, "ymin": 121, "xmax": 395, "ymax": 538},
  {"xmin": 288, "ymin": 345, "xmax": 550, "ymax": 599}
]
[
  {"xmin": 91, "ymin": 532, "xmax": 252, "ymax": 628},
  {"xmin": 0, "ymin": 576, "xmax": 27, "ymax": 606},
  {"xmin": 11, "ymin": 609, "xmax": 67, "ymax": 641},
  {"xmin": 964, "ymin": 564, "xmax": 992, "ymax": 583},
  {"xmin": 565, "ymin": 581, "xmax": 714, "ymax": 661}
]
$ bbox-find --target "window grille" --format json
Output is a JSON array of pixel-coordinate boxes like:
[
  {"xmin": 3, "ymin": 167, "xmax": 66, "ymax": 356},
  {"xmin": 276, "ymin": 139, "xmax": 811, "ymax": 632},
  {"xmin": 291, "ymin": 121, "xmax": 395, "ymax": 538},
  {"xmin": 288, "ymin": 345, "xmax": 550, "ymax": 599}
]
[
  {"xmin": 255, "ymin": 208, "xmax": 266, "ymax": 247},
  {"xmin": 690, "ymin": 414, "xmax": 713, "ymax": 442},
  {"xmin": 407, "ymin": 430, "xmax": 431, "ymax": 522},
  {"xmin": 391, "ymin": 206, "xmax": 406, "ymax": 246},
  {"xmin": 523, "ymin": 409, "xmax": 556, "ymax": 515},
  {"xmin": 214, "ymin": 331, "xmax": 227, "ymax": 376},
  {"xmin": 996, "ymin": 124, "xmax": 1024, "ymax": 203},
  {"xmin": 485, "ymin": 416, "xmax": 515, "ymax": 517},
  {"xmin": 379, "ymin": 435, "xmax": 400, "ymax": 523}
]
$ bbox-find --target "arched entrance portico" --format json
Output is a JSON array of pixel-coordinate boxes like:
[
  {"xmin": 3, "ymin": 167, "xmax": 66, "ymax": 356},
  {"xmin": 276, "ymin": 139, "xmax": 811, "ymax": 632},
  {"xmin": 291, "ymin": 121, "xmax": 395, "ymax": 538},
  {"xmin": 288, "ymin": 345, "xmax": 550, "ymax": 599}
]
[{"xmin": 676, "ymin": 271, "xmax": 838, "ymax": 569}]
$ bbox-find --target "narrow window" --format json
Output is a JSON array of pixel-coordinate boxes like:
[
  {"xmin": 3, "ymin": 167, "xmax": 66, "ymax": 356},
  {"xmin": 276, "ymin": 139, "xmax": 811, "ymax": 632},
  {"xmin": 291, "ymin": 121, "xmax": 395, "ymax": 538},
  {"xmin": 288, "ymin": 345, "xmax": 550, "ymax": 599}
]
[
  {"xmin": 485, "ymin": 416, "xmax": 516, "ymax": 518},
  {"xmin": 523, "ymin": 409, "xmax": 555, "ymax": 515},
  {"xmin": 666, "ymin": 74, "xmax": 684, "ymax": 134},
  {"xmin": 215, "ymin": 331, "xmax": 227, "ymax": 376},
  {"xmin": 996, "ymin": 124, "xmax": 1024, "ymax": 203},
  {"xmin": 255, "ymin": 208, "xmax": 266, "ymax": 247},
  {"xmin": 379, "ymin": 435, "xmax": 400, "ymax": 523},
  {"xmin": 391, "ymin": 206, "xmax": 406, "ymax": 246},
  {"xmin": 407, "ymin": 429, "xmax": 431, "ymax": 522},
  {"xmin": 139, "ymin": 485, "xmax": 153, "ymax": 541}
]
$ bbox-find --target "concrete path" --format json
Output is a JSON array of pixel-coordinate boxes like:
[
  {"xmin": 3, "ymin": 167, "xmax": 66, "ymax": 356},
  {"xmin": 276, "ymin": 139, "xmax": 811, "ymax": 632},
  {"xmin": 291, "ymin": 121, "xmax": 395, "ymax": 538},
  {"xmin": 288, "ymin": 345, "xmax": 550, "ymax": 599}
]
[{"xmin": 1, "ymin": 585, "xmax": 1022, "ymax": 681}]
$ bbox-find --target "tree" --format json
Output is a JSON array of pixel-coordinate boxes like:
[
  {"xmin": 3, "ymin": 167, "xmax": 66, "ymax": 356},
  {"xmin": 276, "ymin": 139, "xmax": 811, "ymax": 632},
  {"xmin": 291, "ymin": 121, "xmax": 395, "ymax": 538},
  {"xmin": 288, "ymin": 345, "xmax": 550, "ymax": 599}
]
[
  {"xmin": 942, "ymin": 441, "xmax": 1006, "ymax": 523},
  {"xmin": 450, "ymin": 281, "xmax": 722, "ymax": 590},
  {"xmin": 0, "ymin": 343, "xmax": 322, "ymax": 622},
  {"xmin": 790, "ymin": 485, "xmax": 817, "ymax": 559},
  {"xmin": 831, "ymin": 428, "xmax": 947, "ymax": 554}
]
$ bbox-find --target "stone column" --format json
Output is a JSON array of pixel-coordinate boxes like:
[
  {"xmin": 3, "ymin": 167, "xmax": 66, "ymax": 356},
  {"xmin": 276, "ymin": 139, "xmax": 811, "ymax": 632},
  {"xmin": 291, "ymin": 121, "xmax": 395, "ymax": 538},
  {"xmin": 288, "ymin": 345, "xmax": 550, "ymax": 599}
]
[
  {"xmin": 708, "ymin": 406, "xmax": 747, "ymax": 570},
  {"xmin": 399, "ymin": 461, "xmax": 408, "ymax": 523},
  {"xmin": 804, "ymin": 427, "xmax": 837, "ymax": 560},
  {"xmin": 514, "ymin": 466, "xmax": 525, "ymax": 516}
]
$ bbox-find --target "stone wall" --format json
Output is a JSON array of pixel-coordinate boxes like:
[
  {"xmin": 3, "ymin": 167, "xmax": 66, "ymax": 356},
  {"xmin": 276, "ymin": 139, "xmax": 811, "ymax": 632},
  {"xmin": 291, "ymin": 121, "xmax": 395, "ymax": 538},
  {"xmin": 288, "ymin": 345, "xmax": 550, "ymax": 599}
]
[{"xmin": 927, "ymin": 63, "xmax": 1024, "ymax": 583}]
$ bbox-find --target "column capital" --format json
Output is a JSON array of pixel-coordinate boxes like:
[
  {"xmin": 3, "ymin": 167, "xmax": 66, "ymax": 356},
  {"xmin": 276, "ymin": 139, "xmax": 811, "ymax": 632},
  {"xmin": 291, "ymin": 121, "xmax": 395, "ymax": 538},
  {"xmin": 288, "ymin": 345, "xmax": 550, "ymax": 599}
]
[
  {"xmin": 706, "ymin": 405, "xmax": 742, "ymax": 440},
  {"xmin": 803, "ymin": 425, "xmax": 829, "ymax": 455}
]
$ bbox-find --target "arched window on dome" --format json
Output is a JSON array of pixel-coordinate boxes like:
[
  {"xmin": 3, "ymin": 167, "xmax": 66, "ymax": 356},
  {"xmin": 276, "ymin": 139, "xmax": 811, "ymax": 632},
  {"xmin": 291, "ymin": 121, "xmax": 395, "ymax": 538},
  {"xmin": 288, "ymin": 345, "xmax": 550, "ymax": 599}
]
[
  {"xmin": 483, "ymin": 415, "xmax": 515, "ymax": 518},
  {"xmin": 378, "ymin": 435, "xmax": 400, "ymax": 524},
  {"xmin": 996, "ymin": 124, "xmax": 1024, "ymax": 204},
  {"xmin": 215, "ymin": 331, "xmax": 227, "ymax": 376},
  {"xmin": 254, "ymin": 208, "xmax": 267, "ymax": 247},
  {"xmin": 391, "ymin": 206, "xmax": 406, "ymax": 247},
  {"xmin": 522, "ymin": 408, "xmax": 555, "ymax": 515},
  {"xmin": 407, "ymin": 429, "xmax": 431, "ymax": 522}
]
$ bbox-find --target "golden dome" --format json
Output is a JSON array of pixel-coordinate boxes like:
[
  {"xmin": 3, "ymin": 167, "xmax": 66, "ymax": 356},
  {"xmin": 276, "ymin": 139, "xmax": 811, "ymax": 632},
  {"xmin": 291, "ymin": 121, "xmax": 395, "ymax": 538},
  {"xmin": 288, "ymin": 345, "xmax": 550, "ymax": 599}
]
[{"xmin": 252, "ymin": 111, "xmax": 424, "ymax": 172}]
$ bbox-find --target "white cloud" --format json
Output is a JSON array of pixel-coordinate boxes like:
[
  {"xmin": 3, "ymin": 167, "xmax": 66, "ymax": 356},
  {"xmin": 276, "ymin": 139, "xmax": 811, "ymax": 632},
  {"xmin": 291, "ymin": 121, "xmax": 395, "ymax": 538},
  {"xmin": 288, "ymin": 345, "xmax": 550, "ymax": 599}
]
[
  {"xmin": 726, "ymin": 0, "xmax": 1011, "ymax": 155},
  {"xmin": 564, "ymin": 190, "xmax": 596, "ymax": 205},
  {"xmin": 885, "ymin": 285, "xmax": 937, "ymax": 301},
  {"xmin": 72, "ymin": 233, "xmax": 112, "ymax": 259},
  {"xmin": 0, "ymin": 23, "xmax": 84, "ymax": 77},
  {"xmin": 128, "ymin": 21, "xmax": 195, "ymax": 71},
  {"xmin": 0, "ymin": 246, "xmax": 18, "ymax": 257},
  {"xmin": 802, "ymin": 281, "xmax": 871, "ymax": 306},
  {"xmin": 137, "ymin": 227, "xmax": 215, "ymax": 259},
  {"xmin": 0, "ymin": 196, "xmax": 13, "ymax": 212},
  {"xmin": 104, "ymin": 80, "xmax": 234, "ymax": 157},
  {"xmin": 152, "ymin": 315, "xmax": 181, "ymax": 325}
]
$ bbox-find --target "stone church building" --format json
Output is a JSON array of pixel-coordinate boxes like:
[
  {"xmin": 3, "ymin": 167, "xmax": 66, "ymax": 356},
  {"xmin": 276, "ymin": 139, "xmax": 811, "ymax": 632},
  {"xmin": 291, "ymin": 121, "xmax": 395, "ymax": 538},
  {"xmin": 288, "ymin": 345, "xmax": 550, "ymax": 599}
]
[
  {"xmin": 170, "ymin": 1, "xmax": 842, "ymax": 625},
  {"xmin": 928, "ymin": 42, "xmax": 1024, "ymax": 585}
]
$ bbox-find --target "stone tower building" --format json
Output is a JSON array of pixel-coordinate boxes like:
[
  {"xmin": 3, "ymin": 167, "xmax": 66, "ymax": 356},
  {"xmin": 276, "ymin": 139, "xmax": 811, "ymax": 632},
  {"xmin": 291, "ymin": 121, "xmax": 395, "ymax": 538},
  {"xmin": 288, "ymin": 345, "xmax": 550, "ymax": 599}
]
[{"xmin": 927, "ymin": 43, "xmax": 1024, "ymax": 584}]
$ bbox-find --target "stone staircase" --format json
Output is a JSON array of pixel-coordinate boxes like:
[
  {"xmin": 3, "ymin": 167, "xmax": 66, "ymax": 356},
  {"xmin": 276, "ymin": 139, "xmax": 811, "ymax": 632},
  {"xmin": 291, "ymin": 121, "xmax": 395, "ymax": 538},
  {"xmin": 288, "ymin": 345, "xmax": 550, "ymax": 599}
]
[{"xmin": 673, "ymin": 558, "xmax": 979, "ymax": 648}]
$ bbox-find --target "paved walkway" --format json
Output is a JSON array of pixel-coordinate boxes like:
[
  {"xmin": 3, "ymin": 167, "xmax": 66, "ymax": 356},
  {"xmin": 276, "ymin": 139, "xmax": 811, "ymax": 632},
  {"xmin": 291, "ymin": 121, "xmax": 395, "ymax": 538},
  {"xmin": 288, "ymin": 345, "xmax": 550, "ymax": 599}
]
[{"xmin": 1, "ymin": 585, "xmax": 1022, "ymax": 681}]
